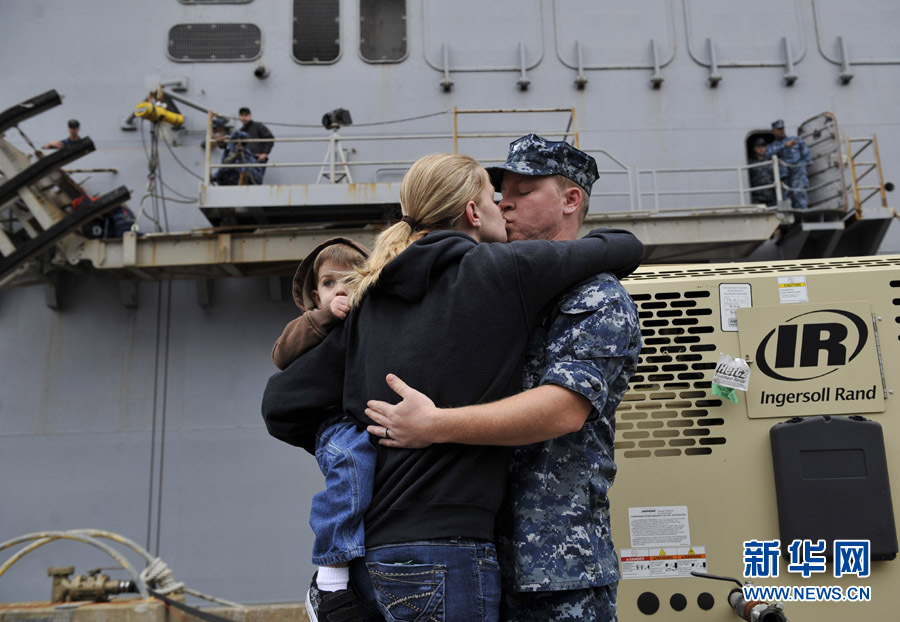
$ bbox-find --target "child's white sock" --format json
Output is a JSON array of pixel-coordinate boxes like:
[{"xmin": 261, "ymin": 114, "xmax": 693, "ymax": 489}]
[{"xmin": 316, "ymin": 566, "xmax": 349, "ymax": 592}]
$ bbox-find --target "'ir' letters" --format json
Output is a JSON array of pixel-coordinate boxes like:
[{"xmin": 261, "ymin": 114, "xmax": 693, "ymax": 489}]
[{"xmin": 775, "ymin": 322, "xmax": 848, "ymax": 368}]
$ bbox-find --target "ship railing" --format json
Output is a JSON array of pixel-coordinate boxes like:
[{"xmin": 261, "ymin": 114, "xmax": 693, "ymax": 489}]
[
  {"xmin": 200, "ymin": 110, "xmax": 841, "ymax": 217},
  {"xmin": 202, "ymin": 107, "xmax": 581, "ymax": 187},
  {"xmin": 587, "ymin": 157, "xmax": 786, "ymax": 214},
  {"xmin": 627, "ymin": 156, "xmax": 860, "ymax": 216},
  {"xmin": 203, "ymin": 141, "xmax": 795, "ymax": 215},
  {"xmin": 638, "ymin": 165, "xmax": 756, "ymax": 213}
]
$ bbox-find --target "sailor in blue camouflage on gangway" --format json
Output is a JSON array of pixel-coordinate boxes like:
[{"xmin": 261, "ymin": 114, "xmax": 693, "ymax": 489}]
[{"xmin": 765, "ymin": 119, "xmax": 812, "ymax": 209}]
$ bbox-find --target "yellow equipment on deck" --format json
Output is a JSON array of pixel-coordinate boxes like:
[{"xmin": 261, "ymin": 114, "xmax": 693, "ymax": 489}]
[{"xmin": 134, "ymin": 101, "xmax": 184, "ymax": 127}]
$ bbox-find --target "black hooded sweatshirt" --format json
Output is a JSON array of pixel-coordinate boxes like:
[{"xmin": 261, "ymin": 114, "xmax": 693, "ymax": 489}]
[{"xmin": 262, "ymin": 228, "xmax": 643, "ymax": 547}]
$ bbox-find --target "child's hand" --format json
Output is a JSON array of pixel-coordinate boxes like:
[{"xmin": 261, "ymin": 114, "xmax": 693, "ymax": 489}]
[{"xmin": 330, "ymin": 295, "xmax": 350, "ymax": 319}]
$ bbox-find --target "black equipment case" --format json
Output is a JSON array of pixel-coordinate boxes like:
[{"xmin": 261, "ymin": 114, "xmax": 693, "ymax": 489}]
[{"xmin": 770, "ymin": 415, "xmax": 898, "ymax": 560}]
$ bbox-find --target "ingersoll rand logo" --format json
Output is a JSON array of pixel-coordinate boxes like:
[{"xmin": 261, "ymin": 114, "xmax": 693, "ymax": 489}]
[
  {"xmin": 737, "ymin": 302, "xmax": 883, "ymax": 418},
  {"xmin": 756, "ymin": 309, "xmax": 868, "ymax": 382}
]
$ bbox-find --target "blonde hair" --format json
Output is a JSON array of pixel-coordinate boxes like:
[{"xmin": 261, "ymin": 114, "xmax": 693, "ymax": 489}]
[{"xmin": 347, "ymin": 153, "xmax": 489, "ymax": 306}]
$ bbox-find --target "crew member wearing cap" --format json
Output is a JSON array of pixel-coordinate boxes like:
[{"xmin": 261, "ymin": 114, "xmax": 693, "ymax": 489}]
[
  {"xmin": 237, "ymin": 107, "xmax": 274, "ymax": 180},
  {"xmin": 42, "ymin": 119, "xmax": 81, "ymax": 150},
  {"xmin": 765, "ymin": 119, "xmax": 812, "ymax": 209},
  {"xmin": 749, "ymin": 137, "xmax": 777, "ymax": 206},
  {"xmin": 365, "ymin": 134, "xmax": 643, "ymax": 621}
]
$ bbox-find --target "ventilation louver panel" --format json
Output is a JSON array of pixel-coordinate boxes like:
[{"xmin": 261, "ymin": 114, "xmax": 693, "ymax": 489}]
[
  {"xmin": 626, "ymin": 257, "xmax": 895, "ymax": 282},
  {"xmin": 293, "ymin": 0, "xmax": 340, "ymax": 64},
  {"xmin": 617, "ymin": 289, "xmax": 726, "ymax": 458},
  {"xmin": 168, "ymin": 23, "xmax": 261, "ymax": 62},
  {"xmin": 360, "ymin": 0, "xmax": 407, "ymax": 63}
]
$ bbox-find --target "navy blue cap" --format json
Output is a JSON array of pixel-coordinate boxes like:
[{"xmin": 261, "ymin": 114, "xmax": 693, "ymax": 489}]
[
  {"xmin": 771, "ymin": 119, "xmax": 785, "ymax": 129},
  {"xmin": 487, "ymin": 134, "xmax": 599, "ymax": 196}
]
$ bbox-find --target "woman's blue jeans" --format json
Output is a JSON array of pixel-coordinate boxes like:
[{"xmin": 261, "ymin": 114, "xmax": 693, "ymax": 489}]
[{"xmin": 350, "ymin": 538, "xmax": 501, "ymax": 622}]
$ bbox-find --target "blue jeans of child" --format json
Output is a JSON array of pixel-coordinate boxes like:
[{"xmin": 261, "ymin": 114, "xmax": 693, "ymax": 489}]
[
  {"xmin": 310, "ymin": 420, "xmax": 377, "ymax": 566},
  {"xmin": 349, "ymin": 538, "xmax": 501, "ymax": 622}
]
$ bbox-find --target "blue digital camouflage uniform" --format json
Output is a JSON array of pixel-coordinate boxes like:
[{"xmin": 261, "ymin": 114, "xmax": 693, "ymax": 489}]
[
  {"xmin": 213, "ymin": 130, "xmax": 264, "ymax": 186},
  {"xmin": 765, "ymin": 136, "xmax": 812, "ymax": 209},
  {"xmin": 496, "ymin": 272, "xmax": 642, "ymax": 622},
  {"xmin": 487, "ymin": 134, "xmax": 599, "ymax": 195},
  {"xmin": 502, "ymin": 585, "xmax": 616, "ymax": 622},
  {"xmin": 748, "ymin": 153, "xmax": 777, "ymax": 206}
]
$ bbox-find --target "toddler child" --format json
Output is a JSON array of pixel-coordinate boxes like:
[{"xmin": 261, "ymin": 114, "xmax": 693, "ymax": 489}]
[{"xmin": 272, "ymin": 237, "xmax": 372, "ymax": 622}]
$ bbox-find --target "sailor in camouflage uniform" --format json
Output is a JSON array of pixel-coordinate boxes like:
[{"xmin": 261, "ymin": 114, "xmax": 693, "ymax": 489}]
[
  {"xmin": 765, "ymin": 119, "xmax": 812, "ymax": 209},
  {"xmin": 495, "ymin": 270, "xmax": 640, "ymax": 621},
  {"xmin": 365, "ymin": 135, "xmax": 643, "ymax": 621},
  {"xmin": 748, "ymin": 137, "xmax": 777, "ymax": 206},
  {"xmin": 489, "ymin": 136, "xmax": 641, "ymax": 622}
]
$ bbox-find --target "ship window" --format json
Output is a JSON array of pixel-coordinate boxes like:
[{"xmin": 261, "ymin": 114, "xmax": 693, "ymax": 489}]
[
  {"xmin": 360, "ymin": 0, "xmax": 407, "ymax": 63},
  {"xmin": 167, "ymin": 23, "xmax": 261, "ymax": 62},
  {"xmin": 293, "ymin": 0, "xmax": 341, "ymax": 64}
]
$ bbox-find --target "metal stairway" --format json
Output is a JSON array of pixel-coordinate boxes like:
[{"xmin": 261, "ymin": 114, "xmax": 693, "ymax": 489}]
[
  {"xmin": 765, "ymin": 112, "xmax": 896, "ymax": 261},
  {"xmin": 0, "ymin": 90, "xmax": 131, "ymax": 292}
]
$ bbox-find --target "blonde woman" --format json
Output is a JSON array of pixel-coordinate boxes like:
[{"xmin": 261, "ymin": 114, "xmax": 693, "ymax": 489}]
[{"xmin": 263, "ymin": 153, "xmax": 642, "ymax": 622}]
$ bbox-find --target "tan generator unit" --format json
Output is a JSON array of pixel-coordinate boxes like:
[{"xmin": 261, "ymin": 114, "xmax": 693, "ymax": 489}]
[{"xmin": 613, "ymin": 255, "xmax": 899, "ymax": 621}]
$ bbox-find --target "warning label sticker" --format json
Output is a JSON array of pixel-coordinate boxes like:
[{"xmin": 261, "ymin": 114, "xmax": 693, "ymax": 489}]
[
  {"xmin": 777, "ymin": 275, "xmax": 809, "ymax": 304},
  {"xmin": 620, "ymin": 546, "xmax": 708, "ymax": 580},
  {"xmin": 628, "ymin": 506, "xmax": 691, "ymax": 548}
]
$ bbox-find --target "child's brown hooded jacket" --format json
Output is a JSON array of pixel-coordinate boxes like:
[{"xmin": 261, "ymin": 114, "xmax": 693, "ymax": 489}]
[{"xmin": 271, "ymin": 237, "xmax": 370, "ymax": 369}]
